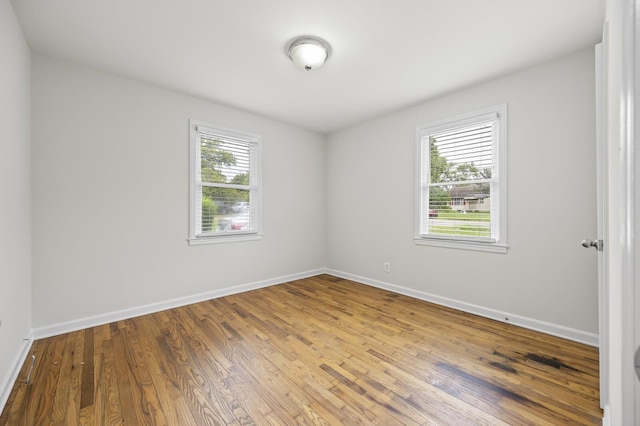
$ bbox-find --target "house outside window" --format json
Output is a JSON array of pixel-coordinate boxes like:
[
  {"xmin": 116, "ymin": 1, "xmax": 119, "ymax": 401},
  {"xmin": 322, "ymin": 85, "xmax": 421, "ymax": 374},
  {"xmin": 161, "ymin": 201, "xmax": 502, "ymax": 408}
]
[
  {"xmin": 188, "ymin": 120, "xmax": 262, "ymax": 245},
  {"xmin": 415, "ymin": 105, "xmax": 508, "ymax": 253}
]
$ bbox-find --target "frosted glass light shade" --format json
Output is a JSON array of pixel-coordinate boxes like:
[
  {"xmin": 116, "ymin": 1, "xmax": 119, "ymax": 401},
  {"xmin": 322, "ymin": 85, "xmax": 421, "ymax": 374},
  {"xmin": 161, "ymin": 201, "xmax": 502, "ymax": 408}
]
[{"xmin": 287, "ymin": 36, "xmax": 331, "ymax": 71}]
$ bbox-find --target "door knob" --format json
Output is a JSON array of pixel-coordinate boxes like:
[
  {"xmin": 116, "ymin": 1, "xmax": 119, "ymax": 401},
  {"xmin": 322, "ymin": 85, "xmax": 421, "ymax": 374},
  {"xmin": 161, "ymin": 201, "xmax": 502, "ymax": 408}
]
[
  {"xmin": 636, "ymin": 346, "xmax": 640, "ymax": 381},
  {"xmin": 581, "ymin": 239, "xmax": 603, "ymax": 251}
]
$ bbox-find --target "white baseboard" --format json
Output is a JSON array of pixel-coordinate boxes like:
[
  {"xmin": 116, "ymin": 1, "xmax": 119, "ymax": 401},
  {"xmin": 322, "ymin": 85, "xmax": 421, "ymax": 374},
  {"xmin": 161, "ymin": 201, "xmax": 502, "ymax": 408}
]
[
  {"xmin": 30, "ymin": 266, "xmax": 599, "ymax": 345},
  {"xmin": 0, "ymin": 336, "xmax": 33, "ymax": 414},
  {"xmin": 31, "ymin": 269, "xmax": 325, "ymax": 340},
  {"xmin": 326, "ymin": 269, "xmax": 599, "ymax": 347},
  {"xmin": 601, "ymin": 405, "xmax": 610, "ymax": 426}
]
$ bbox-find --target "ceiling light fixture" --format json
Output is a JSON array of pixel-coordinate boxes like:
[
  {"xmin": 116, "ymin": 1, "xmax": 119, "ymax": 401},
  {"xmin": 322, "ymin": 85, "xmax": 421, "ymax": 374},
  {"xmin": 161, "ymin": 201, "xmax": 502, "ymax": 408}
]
[{"xmin": 286, "ymin": 36, "xmax": 331, "ymax": 71}]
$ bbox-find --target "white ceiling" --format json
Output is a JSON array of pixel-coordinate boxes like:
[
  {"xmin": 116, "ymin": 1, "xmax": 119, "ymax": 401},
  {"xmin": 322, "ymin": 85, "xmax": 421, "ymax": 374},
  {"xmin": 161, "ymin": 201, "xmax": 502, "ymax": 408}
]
[{"xmin": 11, "ymin": 0, "xmax": 604, "ymax": 134}]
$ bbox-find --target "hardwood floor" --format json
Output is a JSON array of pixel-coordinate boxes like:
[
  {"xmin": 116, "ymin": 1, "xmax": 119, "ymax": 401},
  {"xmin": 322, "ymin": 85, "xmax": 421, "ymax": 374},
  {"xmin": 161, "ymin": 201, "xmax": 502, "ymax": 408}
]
[{"xmin": 1, "ymin": 274, "xmax": 601, "ymax": 425}]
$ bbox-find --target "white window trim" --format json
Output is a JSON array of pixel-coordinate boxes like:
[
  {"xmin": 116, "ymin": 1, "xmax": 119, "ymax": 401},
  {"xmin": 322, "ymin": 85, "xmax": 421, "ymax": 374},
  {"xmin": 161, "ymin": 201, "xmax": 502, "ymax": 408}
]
[
  {"xmin": 188, "ymin": 119, "xmax": 262, "ymax": 246},
  {"xmin": 414, "ymin": 104, "xmax": 508, "ymax": 254}
]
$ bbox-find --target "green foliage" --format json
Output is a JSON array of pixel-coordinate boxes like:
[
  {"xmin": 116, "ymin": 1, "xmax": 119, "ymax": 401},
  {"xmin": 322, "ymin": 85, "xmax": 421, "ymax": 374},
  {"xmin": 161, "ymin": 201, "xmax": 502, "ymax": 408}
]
[
  {"xmin": 428, "ymin": 138, "xmax": 492, "ymax": 212},
  {"xmin": 203, "ymin": 187, "xmax": 249, "ymax": 207},
  {"xmin": 429, "ymin": 187, "xmax": 451, "ymax": 210},
  {"xmin": 429, "ymin": 138, "xmax": 450, "ymax": 184},
  {"xmin": 200, "ymin": 137, "xmax": 250, "ymax": 210},
  {"xmin": 200, "ymin": 136, "xmax": 236, "ymax": 183},
  {"xmin": 201, "ymin": 196, "xmax": 217, "ymax": 232},
  {"xmin": 429, "ymin": 137, "xmax": 491, "ymax": 184},
  {"xmin": 447, "ymin": 163, "xmax": 492, "ymax": 182},
  {"xmin": 203, "ymin": 173, "xmax": 250, "ymax": 207},
  {"xmin": 230, "ymin": 172, "xmax": 249, "ymax": 186},
  {"xmin": 449, "ymin": 163, "xmax": 479, "ymax": 181},
  {"xmin": 479, "ymin": 167, "xmax": 492, "ymax": 179}
]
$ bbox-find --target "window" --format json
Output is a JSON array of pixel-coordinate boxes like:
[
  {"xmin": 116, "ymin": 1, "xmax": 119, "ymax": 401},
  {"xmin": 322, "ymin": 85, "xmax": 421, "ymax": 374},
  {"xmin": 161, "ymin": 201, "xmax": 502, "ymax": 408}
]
[
  {"xmin": 415, "ymin": 105, "xmax": 507, "ymax": 253},
  {"xmin": 189, "ymin": 120, "xmax": 262, "ymax": 245}
]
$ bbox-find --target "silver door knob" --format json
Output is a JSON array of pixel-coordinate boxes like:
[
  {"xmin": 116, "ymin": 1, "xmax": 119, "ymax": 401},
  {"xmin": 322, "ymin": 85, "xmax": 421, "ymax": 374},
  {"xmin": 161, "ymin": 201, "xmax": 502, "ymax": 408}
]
[{"xmin": 581, "ymin": 239, "xmax": 603, "ymax": 251}]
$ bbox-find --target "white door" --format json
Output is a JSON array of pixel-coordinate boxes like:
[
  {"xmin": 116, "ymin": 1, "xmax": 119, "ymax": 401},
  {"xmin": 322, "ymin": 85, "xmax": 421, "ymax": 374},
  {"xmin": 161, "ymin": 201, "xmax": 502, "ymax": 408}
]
[
  {"xmin": 633, "ymin": 0, "xmax": 640, "ymax": 420},
  {"xmin": 593, "ymin": 40, "xmax": 608, "ymax": 410},
  {"xmin": 602, "ymin": 0, "xmax": 639, "ymax": 421}
]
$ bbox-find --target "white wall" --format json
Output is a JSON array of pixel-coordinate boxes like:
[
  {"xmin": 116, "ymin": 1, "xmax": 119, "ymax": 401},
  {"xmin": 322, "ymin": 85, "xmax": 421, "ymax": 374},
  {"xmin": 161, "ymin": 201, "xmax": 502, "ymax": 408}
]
[
  {"xmin": 0, "ymin": 0, "xmax": 32, "ymax": 403},
  {"xmin": 326, "ymin": 48, "xmax": 598, "ymax": 336},
  {"xmin": 31, "ymin": 55, "xmax": 326, "ymax": 328}
]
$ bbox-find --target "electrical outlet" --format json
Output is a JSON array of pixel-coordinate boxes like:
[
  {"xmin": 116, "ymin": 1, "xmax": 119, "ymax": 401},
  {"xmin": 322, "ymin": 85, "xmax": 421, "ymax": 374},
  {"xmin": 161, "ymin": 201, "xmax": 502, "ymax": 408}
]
[{"xmin": 383, "ymin": 262, "xmax": 391, "ymax": 273}]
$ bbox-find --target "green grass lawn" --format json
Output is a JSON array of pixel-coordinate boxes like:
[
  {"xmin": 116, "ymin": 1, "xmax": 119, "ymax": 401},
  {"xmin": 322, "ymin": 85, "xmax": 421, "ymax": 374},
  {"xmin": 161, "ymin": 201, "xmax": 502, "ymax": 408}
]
[
  {"xmin": 435, "ymin": 210, "xmax": 490, "ymax": 222},
  {"xmin": 429, "ymin": 209, "xmax": 491, "ymax": 237}
]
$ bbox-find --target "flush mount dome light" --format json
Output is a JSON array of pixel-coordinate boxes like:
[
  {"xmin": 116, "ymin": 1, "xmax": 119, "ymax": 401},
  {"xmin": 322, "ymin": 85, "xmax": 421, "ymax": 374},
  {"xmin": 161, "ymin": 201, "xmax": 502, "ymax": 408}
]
[{"xmin": 286, "ymin": 36, "xmax": 331, "ymax": 71}]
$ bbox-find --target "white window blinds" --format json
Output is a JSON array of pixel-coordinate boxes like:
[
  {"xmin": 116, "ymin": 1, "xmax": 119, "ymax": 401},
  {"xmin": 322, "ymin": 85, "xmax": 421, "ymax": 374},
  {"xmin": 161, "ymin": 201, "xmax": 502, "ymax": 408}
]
[
  {"xmin": 415, "ymin": 105, "xmax": 507, "ymax": 252},
  {"xmin": 189, "ymin": 121, "xmax": 261, "ymax": 244}
]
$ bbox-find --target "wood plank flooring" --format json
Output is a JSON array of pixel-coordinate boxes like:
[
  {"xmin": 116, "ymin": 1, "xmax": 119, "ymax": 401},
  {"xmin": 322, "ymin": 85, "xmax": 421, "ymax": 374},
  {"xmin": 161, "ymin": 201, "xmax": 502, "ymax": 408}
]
[{"xmin": 1, "ymin": 274, "xmax": 602, "ymax": 425}]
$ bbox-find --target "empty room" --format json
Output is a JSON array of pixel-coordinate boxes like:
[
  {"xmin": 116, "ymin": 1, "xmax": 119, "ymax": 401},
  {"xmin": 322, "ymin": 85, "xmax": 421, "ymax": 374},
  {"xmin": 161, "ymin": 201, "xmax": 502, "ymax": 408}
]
[{"xmin": 1, "ymin": 0, "xmax": 638, "ymax": 424}]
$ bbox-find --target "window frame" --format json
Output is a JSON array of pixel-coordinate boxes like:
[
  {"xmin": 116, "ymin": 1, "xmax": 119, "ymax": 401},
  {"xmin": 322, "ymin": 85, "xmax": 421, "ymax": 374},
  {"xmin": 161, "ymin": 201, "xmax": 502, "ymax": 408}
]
[
  {"xmin": 414, "ymin": 104, "xmax": 508, "ymax": 253},
  {"xmin": 188, "ymin": 119, "xmax": 262, "ymax": 246}
]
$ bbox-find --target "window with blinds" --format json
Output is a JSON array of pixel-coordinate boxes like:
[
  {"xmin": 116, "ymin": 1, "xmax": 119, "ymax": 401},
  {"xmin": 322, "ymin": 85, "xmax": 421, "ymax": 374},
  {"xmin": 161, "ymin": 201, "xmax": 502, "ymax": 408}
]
[
  {"xmin": 189, "ymin": 120, "xmax": 262, "ymax": 245},
  {"xmin": 415, "ymin": 105, "xmax": 508, "ymax": 253}
]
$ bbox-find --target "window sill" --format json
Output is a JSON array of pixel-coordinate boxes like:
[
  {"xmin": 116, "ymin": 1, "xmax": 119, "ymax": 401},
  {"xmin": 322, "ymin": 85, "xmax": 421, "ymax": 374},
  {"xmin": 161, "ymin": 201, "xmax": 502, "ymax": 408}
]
[
  {"xmin": 414, "ymin": 237, "xmax": 508, "ymax": 254},
  {"xmin": 188, "ymin": 233, "xmax": 263, "ymax": 246}
]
